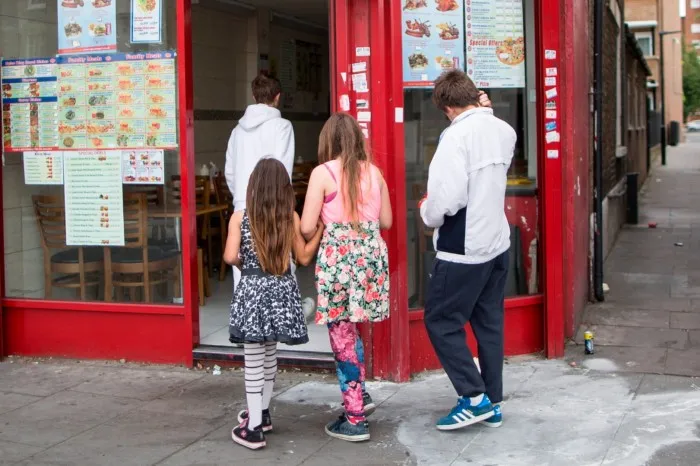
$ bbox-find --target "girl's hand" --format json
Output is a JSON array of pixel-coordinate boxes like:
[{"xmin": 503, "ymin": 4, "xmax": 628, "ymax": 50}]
[{"xmin": 418, "ymin": 193, "xmax": 428, "ymax": 210}]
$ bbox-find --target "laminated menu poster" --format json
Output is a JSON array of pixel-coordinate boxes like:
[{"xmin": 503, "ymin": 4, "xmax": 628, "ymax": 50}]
[
  {"xmin": 131, "ymin": 0, "xmax": 163, "ymax": 44},
  {"xmin": 1, "ymin": 58, "xmax": 60, "ymax": 152},
  {"xmin": 466, "ymin": 0, "xmax": 525, "ymax": 88},
  {"xmin": 58, "ymin": 0, "xmax": 117, "ymax": 55},
  {"xmin": 56, "ymin": 51, "xmax": 177, "ymax": 151},
  {"xmin": 121, "ymin": 149, "xmax": 164, "ymax": 184},
  {"xmin": 24, "ymin": 151, "xmax": 65, "ymax": 185},
  {"xmin": 402, "ymin": 0, "xmax": 464, "ymax": 87},
  {"xmin": 64, "ymin": 150, "xmax": 125, "ymax": 246}
]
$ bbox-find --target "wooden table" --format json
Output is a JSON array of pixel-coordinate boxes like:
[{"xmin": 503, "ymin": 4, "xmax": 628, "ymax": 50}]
[{"xmin": 148, "ymin": 204, "xmax": 229, "ymax": 304}]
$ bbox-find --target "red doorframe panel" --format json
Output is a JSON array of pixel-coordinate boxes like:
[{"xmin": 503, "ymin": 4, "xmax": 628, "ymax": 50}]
[
  {"xmin": 538, "ymin": 0, "xmax": 565, "ymax": 357},
  {"xmin": 177, "ymin": 0, "xmax": 198, "ymax": 359}
]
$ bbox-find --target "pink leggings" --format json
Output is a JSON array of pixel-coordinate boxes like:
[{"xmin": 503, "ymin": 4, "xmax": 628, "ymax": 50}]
[{"xmin": 328, "ymin": 321, "xmax": 366, "ymax": 421}]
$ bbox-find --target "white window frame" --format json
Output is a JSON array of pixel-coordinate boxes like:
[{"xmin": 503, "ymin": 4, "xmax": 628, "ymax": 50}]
[{"xmin": 635, "ymin": 31, "xmax": 653, "ymax": 57}]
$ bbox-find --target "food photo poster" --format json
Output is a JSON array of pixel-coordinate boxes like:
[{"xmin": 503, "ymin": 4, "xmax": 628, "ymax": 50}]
[
  {"xmin": 58, "ymin": 0, "xmax": 117, "ymax": 55},
  {"xmin": 401, "ymin": 0, "xmax": 526, "ymax": 89}
]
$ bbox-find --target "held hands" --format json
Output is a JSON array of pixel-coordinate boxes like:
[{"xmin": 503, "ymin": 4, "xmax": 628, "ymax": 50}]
[{"xmin": 478, "ymin": 91, "xmax": 492, "ymax": 108}]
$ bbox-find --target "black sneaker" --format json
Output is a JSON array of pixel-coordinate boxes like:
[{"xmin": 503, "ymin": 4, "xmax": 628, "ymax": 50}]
[
  {"xmin": 342, "ymin": 391, "xmax": 377, "ymax": 417},
  {"xmin": 325, "ymin": 414, "xmax": 370, "ymax": 442},
  {"xmin": 237, "ymin": 408, "xmax": 273, "ymax": 433},
  {"xmin": 232, "ymin": 420, "xmax": 266, "ymax": 450}
]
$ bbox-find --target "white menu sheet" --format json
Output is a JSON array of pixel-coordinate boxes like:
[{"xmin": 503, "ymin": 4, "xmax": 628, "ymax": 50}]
[
  {"xmin": 24, "ymin": 151, "xmax": 64, "ymax": 185},
  {"xmin": 64, "ymin": 150, "xmax": 125, "ymax": 246}
]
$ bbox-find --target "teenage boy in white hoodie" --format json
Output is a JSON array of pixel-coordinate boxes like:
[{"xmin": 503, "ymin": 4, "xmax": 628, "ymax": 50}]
[
  {"xmin": 419, "ymin": 70, "xmax": 515, "ymax": 432},
  {"xmin": 225, "ymin": 74, "xmax": 295, "ymax": 288}
]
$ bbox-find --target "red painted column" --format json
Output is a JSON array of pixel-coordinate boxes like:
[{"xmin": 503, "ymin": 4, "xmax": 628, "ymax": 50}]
[
  {"xmin": 538, "ymin": 0, "xmax": 566, "ymax": 357},
  {"xmin": 177, "ymin": 0, "xmax": 197, "ymax": 364}
]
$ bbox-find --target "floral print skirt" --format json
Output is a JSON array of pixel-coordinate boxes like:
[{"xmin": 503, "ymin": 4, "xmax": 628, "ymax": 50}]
[{"xmin": 314, "ymin": 221, "xmax": 390, "ymax": 325}]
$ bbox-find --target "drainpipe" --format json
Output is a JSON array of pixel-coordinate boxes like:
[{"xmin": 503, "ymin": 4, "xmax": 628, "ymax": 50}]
[{"xmin": 593, "ymin": 0, "xmax": 605, "ymax": 301}]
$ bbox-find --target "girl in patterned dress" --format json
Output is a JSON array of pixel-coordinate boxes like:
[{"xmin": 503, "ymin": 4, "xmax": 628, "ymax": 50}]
[
  {"xmin": 224, "ymin": 158, "xmax": 324, "ymax": 450},
  {"xmin": 300, "ymin": 113, "xmax": 392, "ymax": 442}
]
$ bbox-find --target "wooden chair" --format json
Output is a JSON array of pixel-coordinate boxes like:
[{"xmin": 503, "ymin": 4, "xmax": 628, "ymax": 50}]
[
  {"xmin": 33, "ymin": 195, "xmax": 103, "ymax": 301},
  {"xmin": 292, "ymin": 162, "xmax": 315, "ymax": 210},
  {"xmin": 213, "ymin": 174, "xmax": 233, "ymax": 281},
  {"xmin": 124, "ymin": 185, "xmax": 166, "ymax": 242},
  {"xmin": 104, "ymin": 192, "xmax": 180, "ymax": 303}
]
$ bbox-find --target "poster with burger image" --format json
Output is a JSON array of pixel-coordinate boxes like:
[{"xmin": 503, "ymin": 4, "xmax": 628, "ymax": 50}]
[
  {"xmin": 58, "ymin": 0, "xmax": 116, "ymax": 54},
  {"xmin": 401, "ymin": 0, "xmax": 464, "ymax": 87}
]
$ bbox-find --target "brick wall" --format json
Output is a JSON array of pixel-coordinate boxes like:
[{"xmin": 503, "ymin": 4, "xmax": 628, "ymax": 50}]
[
  {"xmin": 602, "ymin": 6, "xmax": 620, "ymax": 196},
  {"xmin": 625, "ymin": 0, "xmax": 658, "ymax": 22},
  {"xmin": 625, "ymin": 27, "xmax": 652, "ymax": 186}
]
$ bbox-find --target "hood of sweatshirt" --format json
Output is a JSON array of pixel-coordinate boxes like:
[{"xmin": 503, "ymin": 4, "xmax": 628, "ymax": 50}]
[{"xmin": 237, "ymin": 104, "xmax": 282, "ymax": 131}]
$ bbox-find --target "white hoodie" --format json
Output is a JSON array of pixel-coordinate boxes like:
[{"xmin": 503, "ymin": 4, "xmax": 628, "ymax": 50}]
[{"xmin": 224, "ymin": 104, "xmax": 295, "ymax": 212}]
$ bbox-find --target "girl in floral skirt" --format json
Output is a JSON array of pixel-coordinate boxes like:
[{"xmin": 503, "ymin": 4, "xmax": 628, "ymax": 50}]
[{"xmin": 300, "ymin": 113, "xmax": 392, "ymax": 442}]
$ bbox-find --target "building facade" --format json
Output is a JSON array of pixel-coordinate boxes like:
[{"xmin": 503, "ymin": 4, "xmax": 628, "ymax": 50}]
[{"xmin": 0, "ymin": 0, "xmax": 639, "ymax": 381}]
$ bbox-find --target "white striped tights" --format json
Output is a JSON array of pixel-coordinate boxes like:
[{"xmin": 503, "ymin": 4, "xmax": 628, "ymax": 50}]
[{"xmin": 244, "ymin": 342, "xmax": 277, "ymax": 428}]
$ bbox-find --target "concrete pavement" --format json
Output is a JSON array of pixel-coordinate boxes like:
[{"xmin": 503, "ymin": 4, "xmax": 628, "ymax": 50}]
[
  {"xmin": 1, "ymin": 355, "xmax": 699, "ymax": 465},
  {"xmin": 575, "ymin": 136, "xmax": 700, "ymax": 377}
]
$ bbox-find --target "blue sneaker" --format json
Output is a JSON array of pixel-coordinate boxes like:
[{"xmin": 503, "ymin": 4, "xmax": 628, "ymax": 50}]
[
  {"xmin": 481, "ymin": 403, "xmax": 502, "ymax": 427},
  {"xmin": 436, "ymin": 395, "xmax": 495, "ymax": 431},
  {"xmin": 325, "ymin": 414, "xmax": 370, "ymax": 442}
]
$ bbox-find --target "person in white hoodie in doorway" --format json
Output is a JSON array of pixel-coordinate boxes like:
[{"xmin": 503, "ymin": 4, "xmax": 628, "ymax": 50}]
[
  {"xmin": 419, "ymin": 70, "xmax": 515, "ymax": 432},
  {"xmin": 225, "ymin": 73, "xmax": 295, "ymax": 290}
]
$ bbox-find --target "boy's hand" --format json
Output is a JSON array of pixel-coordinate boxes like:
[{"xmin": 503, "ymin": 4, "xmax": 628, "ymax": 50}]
[{"xmin": 478, "ymin": 91, "xmax": 492, "ymax": 108}]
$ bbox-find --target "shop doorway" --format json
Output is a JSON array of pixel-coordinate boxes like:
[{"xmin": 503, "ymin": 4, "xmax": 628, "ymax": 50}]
[{"xmin": 189, "ymin": 0, "xmax": 332, "ymax": 359}]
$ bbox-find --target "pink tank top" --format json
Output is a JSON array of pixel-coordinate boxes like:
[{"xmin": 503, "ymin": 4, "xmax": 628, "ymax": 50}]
[{"xmin": 320, "ymin": 159, "xmax": 382, "ymax": 224}]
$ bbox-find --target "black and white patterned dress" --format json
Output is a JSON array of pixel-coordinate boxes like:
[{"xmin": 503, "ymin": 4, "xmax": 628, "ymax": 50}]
[{"xmin": 229, "ymin": 213, "xmax": 309, "ymax": 345}]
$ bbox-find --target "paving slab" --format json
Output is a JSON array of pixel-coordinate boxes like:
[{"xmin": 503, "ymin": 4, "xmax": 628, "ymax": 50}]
[
  {"xmin": 671, "ymin": 312, "xmax": 700, "ymax": 329},
  {"xmin": 159, "ymin": 416, "xmax": 331, "ymax": 466},
  {"xmin": 0, "ymin": 363, "xmax": 95, "ymax": 397},
  {"xmin": 575, "ymin": 325, "xmax": 689, "ymax": 349},
  {"xmin": 582, "ymin": 308, "xmax": 671, "ymax": 328},
  {"xmin": 565, "ymin": 345, "xmax": 668, "ymax": 374},
  {"xmin": 0, "ymin": 392, "xmax": 42, "ymax": 416},
  {"xmin": 19, "ymin": 410, "xmax": 224, "ymax": 466},
  {"xmin": 0, "ymin": 390, "xmax": 142, "ymax": 447},
  {"xmin": 70, "ymin": 367, "xmax": 204, "ymax": 401},
  {"xmin": 0, "ymin": 439, "xmax": 43, "ymax": 465},
  {"xmin": 665, "ymin": 348, "xmax": 700, "ymax": 377}
]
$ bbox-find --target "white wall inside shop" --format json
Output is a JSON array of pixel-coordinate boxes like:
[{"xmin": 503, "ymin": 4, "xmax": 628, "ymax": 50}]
[{"xmin": 192, "ymin": 1, "xmax": 330, "ymax": 170}]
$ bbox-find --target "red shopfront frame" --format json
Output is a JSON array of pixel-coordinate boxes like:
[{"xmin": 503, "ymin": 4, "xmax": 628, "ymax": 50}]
[
  {"xmin": 332, "ymin": 0, "xmax": 565, "ymax": 382},
  {"xmin": 0, "ymin": 0, "xmax": 198, "ymax": 365},
  {"xmin": 0, "ymin": 0, "xmax": 565, "ymax": 378}
]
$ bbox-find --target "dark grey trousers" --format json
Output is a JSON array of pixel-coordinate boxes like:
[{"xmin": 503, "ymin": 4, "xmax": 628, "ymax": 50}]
[{"xmin": 424, "ymin": 251, "xmax": 509, "ymax": 403}]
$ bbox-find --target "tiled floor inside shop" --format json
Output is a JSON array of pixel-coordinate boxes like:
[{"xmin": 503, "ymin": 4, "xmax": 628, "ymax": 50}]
[{"xmin": 198, "ymin": 262, "xmax": 333, "ymax": 353}]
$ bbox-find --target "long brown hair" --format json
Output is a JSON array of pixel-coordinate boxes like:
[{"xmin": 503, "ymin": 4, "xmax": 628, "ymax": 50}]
[
  {"xmin": 246, "ymin": 158, "xmax": 295, "ymax": 275},
  {"xmin": 317, "ymin": 113, "xmax": 371, "ymax": 227}
]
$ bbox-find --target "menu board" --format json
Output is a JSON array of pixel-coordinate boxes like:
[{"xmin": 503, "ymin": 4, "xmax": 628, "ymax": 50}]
[
  {"xmin": 64, "ymin": 150, "xmax": 124, "ymax": 246},
  {"xmin": 1, "ymin": 58, "xmax": 60, "ymax": 152},
  {"xmin": 401, "ymin": 0, "xmax": 464, "ymax": 87},
  {"xmin": 58, "ymin": 0, "xmax": 117, "ymax": 55},
  {"xmin": 24, "ymin": 151, "xmax": 64, "ymax": 185},
  {"xmin": 56, "ymin": 51, "xmax": 177, "ymax": 151},
  {"xmin": 131, "ymin": 0, "xmax": 163, "ymax": 44},
  {"xmin": 466, "ymin": 0, "xmax": 525, "ymax": 88},
  {"xmin": 122, "ymin": 149, "xmax": 164, "ymax": 184}
]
